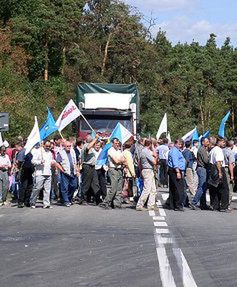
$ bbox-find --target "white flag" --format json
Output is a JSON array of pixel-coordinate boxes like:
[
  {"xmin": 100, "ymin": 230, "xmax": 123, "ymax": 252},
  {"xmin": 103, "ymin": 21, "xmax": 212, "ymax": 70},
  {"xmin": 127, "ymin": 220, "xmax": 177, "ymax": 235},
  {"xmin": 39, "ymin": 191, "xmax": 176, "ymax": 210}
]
[
  {"xmin": 182, "ymin": 127, "xmax": 196, "ymax": 142},
  {"xmin": 156, "ymin": 113, "xmax": 167, "ymax": 140},
  {"xmin": 167, "ymin": 132, "xmax": 171, "ymax": 143},
  {"xmin": 56, "ymin": 99, "xmax": 81, "ymax": 132},
  {"xmin": 24, "ymin": 116, "xmax": 41, "ymax": 155}
]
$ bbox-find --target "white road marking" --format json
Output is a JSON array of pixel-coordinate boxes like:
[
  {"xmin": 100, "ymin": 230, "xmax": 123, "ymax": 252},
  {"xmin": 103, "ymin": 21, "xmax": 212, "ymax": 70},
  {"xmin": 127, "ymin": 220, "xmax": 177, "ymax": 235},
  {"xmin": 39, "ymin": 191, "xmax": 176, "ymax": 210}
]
[
  {"xmin": 155, "ymin": 234, "xmax": 174, "ymax": 244},
  {"xmin": 0, "ymin": 214, "xmax": 4, "ymax": 218},
  {"xmin": 153, "ymin": 216, "xmax": 165, "ymax": 221},
  {"xmin": 154, "ymin": 221, "xmax": 168, "ymax": 227},
  {"xmin": 173, "ymin": 248, "xmax": 198, "ymax": 287},
  {"xmin": 156, "ymin": 228, "xmax": 170, "ymax": 234},
  {"xmin": 156, "ymin": 247, "xmax": 176, "ymax": 287},
  {"xmin": 161, "ymin": 193, "xmax": 169, "ymax": 201},
  {"xmin": 157, "ymin": 200, "xmax": 167, "ymax": 217},
  {"xmin": 148, "ymin": 210, "xmax": 156, "ymax": 217}
]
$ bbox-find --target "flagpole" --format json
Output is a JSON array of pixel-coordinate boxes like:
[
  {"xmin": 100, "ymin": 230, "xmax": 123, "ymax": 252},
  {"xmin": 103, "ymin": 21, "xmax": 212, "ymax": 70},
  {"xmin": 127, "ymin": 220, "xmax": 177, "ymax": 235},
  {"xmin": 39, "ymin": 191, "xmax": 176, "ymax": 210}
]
[
  {"xmin": 81, "ymin": 114, "xmax": 96, "ymax": 133},
  {"xmin": 59, "ymin": 131, "xmax": 64, "ymax": 140}
]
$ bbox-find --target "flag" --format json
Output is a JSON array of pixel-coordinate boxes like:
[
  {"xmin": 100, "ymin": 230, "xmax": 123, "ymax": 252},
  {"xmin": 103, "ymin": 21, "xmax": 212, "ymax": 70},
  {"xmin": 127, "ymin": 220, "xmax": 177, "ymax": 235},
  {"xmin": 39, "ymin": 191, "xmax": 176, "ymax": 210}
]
[
  {"xmin": 156, "ymin": 113, "xmax": 167, "ymax": 139},
  {"xmin": 40, "ymin": 108, "xmax": 58, "ymax": 141},
  {"xmin": 56, "ymin": 99, "xmax": 81, "ymax": 132},
  {"xmin": 110, "ymin": 122, "xmax": 133, "ymax": 144},
  {"xmin": 24, "ymin": 116, "xmax": 41, "ymax": 155},
  {"xmin": 203, "ymin": 130, "xmax": 210, "ymax": 138},
  {"xmin": 192, "ymin": 128, "xmax": 199, "ymax": 142},
  {"xmin": 96, "ymin": 122, "xmax": 133, "ymax": 166},
  {"xmin": 218, "ymin": 111, "xmax": 231, "ymax": 138},
  {"xmin": 167, "ymin": 132, "xmax": 171, "ymax": 143},
  {"xmin": 182, "ymin": 127, "xmax": 196, "ymax": 142}
]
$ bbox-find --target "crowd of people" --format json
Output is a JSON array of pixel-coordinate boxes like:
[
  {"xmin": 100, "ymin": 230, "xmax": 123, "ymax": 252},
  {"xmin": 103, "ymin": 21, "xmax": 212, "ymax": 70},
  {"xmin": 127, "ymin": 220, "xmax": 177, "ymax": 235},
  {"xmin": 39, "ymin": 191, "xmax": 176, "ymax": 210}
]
[{"xmin": 0, "ymin": 132, "xmax": 236, "ymax": 213}]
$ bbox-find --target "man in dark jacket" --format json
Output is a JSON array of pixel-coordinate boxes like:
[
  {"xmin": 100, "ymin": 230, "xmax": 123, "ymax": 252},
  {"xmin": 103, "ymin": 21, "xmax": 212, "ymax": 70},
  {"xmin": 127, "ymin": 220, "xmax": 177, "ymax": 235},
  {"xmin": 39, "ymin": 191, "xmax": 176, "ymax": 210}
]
[{"xmin": 190, "ymin": 137, "xmax": 210, "ymax": 210}]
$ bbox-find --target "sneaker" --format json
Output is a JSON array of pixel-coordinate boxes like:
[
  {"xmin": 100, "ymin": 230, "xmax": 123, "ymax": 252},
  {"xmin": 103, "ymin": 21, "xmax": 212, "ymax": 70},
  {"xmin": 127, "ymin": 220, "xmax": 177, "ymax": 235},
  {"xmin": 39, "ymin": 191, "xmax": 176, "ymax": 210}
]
[
  {"xmin": 64, "ymin": 202, "xmax": 71, "ymax": 207},
  {"xmin": 30, "ymin": 205, "xmax": 36, "ymax": 209},
  {"xmin": 18, "ymin": 203, "xmax": 24, "ymax": 208},
  {"xmin": 189, "ymin": 203, "xmax": 197, "ymax": 210},
  {"xmin": 43, "ymin": 205, "xmax": 53, "ymax": 209},
  {"xmin": 98, "ymin": 203, "xmax": 111, "ymax": 209},
  {"xmin": 136, "ymin": 206, "xmax": 147, "ymax": 211}
]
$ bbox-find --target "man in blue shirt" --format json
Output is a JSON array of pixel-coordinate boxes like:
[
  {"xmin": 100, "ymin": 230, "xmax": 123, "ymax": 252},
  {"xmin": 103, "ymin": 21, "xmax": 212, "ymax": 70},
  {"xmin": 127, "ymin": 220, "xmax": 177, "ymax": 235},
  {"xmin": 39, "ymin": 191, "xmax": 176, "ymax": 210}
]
[{"xmin": 167, "ymin": 138, "xmax": 186, "ymax": 211}]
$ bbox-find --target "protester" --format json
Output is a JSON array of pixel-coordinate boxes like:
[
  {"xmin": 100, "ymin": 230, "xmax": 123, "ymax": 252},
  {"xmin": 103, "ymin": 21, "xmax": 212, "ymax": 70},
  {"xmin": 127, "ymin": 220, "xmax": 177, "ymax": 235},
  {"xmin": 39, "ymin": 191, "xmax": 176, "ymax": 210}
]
[
  {"xmin": 136, "ymin": 139, "xmax": 158, "ymax": 211},
  {"xmin": 0, "ymin": 146, "xmax": 11, "ymax": 205},
  {"xmin": 189, "ymin": 137, "xmax": 211, "ymax": 210},
  {"xmin": 56, "ymin": 141, "xmax": 78, "ymax": 207},
  {"xmin": 208, "ymin": 137, "xmax": 229, "ymax": 212},
  {"xmin": 30, "ymin": 141, "xmax": 55, "ymax": 208},
  {"xmin": 94, "ymin": 141, "xmax": 107, "ymax": 203},
  {"xmin": 122, "ymin": 141, "xmax": 135, "ymax": 204},
  {"xmin": 182, "ymin": 140, "xmax": 196, "ymax": 196},
  {"xmin": 99, "ymin": 138, "xmax": 126, "ymax": 209},
  {"xmin": 167, "ymin": 138, "xmax": 186, "ymax": 211},
  {"xmin": 80, "ymin": 135, "xmax": 100, "ymax": 205},
  {"xmin": 16, "ymin": 144, "xmax": 34, "ymax": 208},
  {"xmin": 223, "ymin": 140, "xmax": 235, "ymax": 206},
  {"xmin": 157, "ymin": 138, "xmax": 169, "ymax": 188}
]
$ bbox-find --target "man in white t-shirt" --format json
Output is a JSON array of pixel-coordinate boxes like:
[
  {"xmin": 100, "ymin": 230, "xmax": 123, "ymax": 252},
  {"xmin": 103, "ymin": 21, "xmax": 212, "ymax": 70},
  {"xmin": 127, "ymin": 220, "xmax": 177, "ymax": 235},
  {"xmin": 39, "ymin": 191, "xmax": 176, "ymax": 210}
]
[
  {"xmin": 209, "ymin": 137, "xmax": 229, "ymax": 212},
  {"xmin": 99, "ymin": 138, "xmax": 126, "ymax": 209}
]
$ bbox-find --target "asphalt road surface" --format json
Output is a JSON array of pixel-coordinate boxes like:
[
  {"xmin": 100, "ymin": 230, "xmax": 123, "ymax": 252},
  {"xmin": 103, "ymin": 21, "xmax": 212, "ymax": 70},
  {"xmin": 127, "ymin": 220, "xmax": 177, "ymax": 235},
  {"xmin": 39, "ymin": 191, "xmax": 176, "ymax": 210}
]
[{"xmin": 1, "ymin": 189, "xmax": 237, "ymax": 287}]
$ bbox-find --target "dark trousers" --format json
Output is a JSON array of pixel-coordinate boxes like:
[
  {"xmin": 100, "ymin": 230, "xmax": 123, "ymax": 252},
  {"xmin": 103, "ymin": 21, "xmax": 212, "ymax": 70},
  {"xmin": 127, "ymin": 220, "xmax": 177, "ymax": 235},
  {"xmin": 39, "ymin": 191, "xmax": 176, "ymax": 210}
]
[
  {"xmin": 159, "ymin": 159, "xmax": 168, "ymax": 186},
  {"xmin": 209, "ymin": 167, "xmax": 229, "ymax": 210},
  {"xmin": 96, "ymin": 168, "xmax": 107, "ymax": 200},
  {"xmin": 81, "ymin": 164, "xmax": 100, "ymax": 203},
  {"xmin": 168, "ymin": 168, "xmax": 185, "ymax": 209},
  {"xmin": 60, "ymin": 173, "xmax": 77, "ymax": 204},
  {"xmin": 18, "ymin": 171, "xmax": 33, "ymax": 206}
]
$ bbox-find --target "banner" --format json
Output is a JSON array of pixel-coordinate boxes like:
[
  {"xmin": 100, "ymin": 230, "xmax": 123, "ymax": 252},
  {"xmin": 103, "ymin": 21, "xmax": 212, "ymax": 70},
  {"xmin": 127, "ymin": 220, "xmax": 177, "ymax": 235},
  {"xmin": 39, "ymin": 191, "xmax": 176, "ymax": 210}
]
[{"xmin": 56, "ymin": 99, "xmax": 81, "ymax": 132}]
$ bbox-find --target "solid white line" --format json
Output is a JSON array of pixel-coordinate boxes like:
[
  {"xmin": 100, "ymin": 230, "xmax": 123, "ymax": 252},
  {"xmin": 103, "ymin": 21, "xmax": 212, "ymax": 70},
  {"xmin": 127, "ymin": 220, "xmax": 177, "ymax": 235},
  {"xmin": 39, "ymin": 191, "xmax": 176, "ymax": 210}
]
[
  {"xmin": 148, "ymin": 210, "xmax": 156, "ymax": 217},
  {"xmin": 156, "ymin": 247, "xmax": 177, "ymax": 287},
  {"xmin": 153, "ymin": 216, "xmax": 165, "ymax": 221},
  {"xmin": 156, "ymin": 234, "xmax": 174, "ymax": 244},
  {"xmin": 173, "ymin": 248, "xmax": 197, "ymax": 287},
  {"xmin": 156, "ymin": 228, "xmax": 170, "ymax": 234},
  {"xmin": 154, "ymin": 221, "xmax": 168, "ymax": 227}
]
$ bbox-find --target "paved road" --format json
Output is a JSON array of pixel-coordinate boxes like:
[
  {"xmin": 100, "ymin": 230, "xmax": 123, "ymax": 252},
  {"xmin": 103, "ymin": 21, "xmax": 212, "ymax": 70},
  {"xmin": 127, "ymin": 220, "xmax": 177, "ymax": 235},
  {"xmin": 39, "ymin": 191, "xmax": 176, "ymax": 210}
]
[{"xmin": 1, "ymin": 190, "xmax": 237, "ymax": 287}]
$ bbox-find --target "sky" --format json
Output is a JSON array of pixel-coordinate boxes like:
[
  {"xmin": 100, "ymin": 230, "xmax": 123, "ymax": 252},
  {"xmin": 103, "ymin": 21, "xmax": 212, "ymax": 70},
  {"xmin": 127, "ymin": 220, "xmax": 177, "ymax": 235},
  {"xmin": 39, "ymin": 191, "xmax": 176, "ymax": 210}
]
[{"xmin": 123, "ymin": 0, "xmax": 237, "ymax": 47}]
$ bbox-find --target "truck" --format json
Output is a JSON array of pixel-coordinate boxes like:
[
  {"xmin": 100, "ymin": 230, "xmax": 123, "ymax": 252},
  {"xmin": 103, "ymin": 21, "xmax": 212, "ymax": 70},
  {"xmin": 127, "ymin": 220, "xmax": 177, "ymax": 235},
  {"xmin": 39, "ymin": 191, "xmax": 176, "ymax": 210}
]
[{"xmin": 75, "ymin": 83, "xmax": 140, "ymax": 139}]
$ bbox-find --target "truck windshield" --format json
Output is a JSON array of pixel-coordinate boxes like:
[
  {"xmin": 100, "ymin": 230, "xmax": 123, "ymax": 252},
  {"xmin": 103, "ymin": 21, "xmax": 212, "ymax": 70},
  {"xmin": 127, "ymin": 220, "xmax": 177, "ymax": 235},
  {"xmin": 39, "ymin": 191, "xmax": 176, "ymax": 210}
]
[{"xmin": 80, "ymin": 118, "xmax": 132, "ymax": 133}]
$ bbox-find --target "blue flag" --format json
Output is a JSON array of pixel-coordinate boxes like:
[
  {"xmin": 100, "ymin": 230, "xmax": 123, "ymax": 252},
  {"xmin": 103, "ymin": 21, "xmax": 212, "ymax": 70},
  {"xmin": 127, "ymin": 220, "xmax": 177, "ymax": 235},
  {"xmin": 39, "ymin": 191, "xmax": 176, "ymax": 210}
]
[
  {"xmin": 40, "ymin": 108, "xmax": 58, "ymax": 141},
  {"xmin": 203, "ymin": 130, "xmax": 210, "ymax": 138},
  {"xmin": 96, "ymin": 123, "xmax": 132, "ymax": 166},
  {"xmin": 218, "ymin": 111, "xmax": 231, "ymax": 138},
  {"xmin": 192, "ymin": 128, "xmax": 199, "ymax": 142}
]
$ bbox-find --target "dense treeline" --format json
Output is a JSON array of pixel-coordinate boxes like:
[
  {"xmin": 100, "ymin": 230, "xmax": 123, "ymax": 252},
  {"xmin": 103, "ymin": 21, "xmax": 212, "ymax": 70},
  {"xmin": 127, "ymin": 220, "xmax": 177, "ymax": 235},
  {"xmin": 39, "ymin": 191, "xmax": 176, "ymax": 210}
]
[{"xmin": 0, "ymin": 0, "xmax": 237, "ymax": 140}]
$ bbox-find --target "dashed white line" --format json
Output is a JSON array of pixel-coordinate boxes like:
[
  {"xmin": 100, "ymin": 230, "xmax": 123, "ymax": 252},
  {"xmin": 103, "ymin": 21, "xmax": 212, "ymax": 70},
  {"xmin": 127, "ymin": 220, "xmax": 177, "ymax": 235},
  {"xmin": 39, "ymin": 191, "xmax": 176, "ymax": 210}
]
[
  {"xmin": 156, "ymin": 228, "xmax": 170, "ymax": 234},
  {"xmin": 154, "ymin": 221, "xmax": 168, "ymax": 227},
  {"xmin": 155, "ymin": 234, "xmax": 174, "ymax": 244},
  {"xmin": 153, "ymin": 216, "xmax": 165, "ymax": 221},
  {"xmin": 148, "ymin": 210, "xmax": 156, "ymax": 217}
]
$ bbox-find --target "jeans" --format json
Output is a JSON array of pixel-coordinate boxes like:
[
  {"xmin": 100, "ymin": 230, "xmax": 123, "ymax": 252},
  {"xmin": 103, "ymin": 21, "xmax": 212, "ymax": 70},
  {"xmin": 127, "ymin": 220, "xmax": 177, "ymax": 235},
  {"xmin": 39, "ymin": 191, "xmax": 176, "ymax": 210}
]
[
  {"xmin": 60, "ymin": 173, "xmax": 77, "ymax": 204},
  {"xmin": 192, "ymin": 167, "xmax": 207, "ymax": 206}
]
